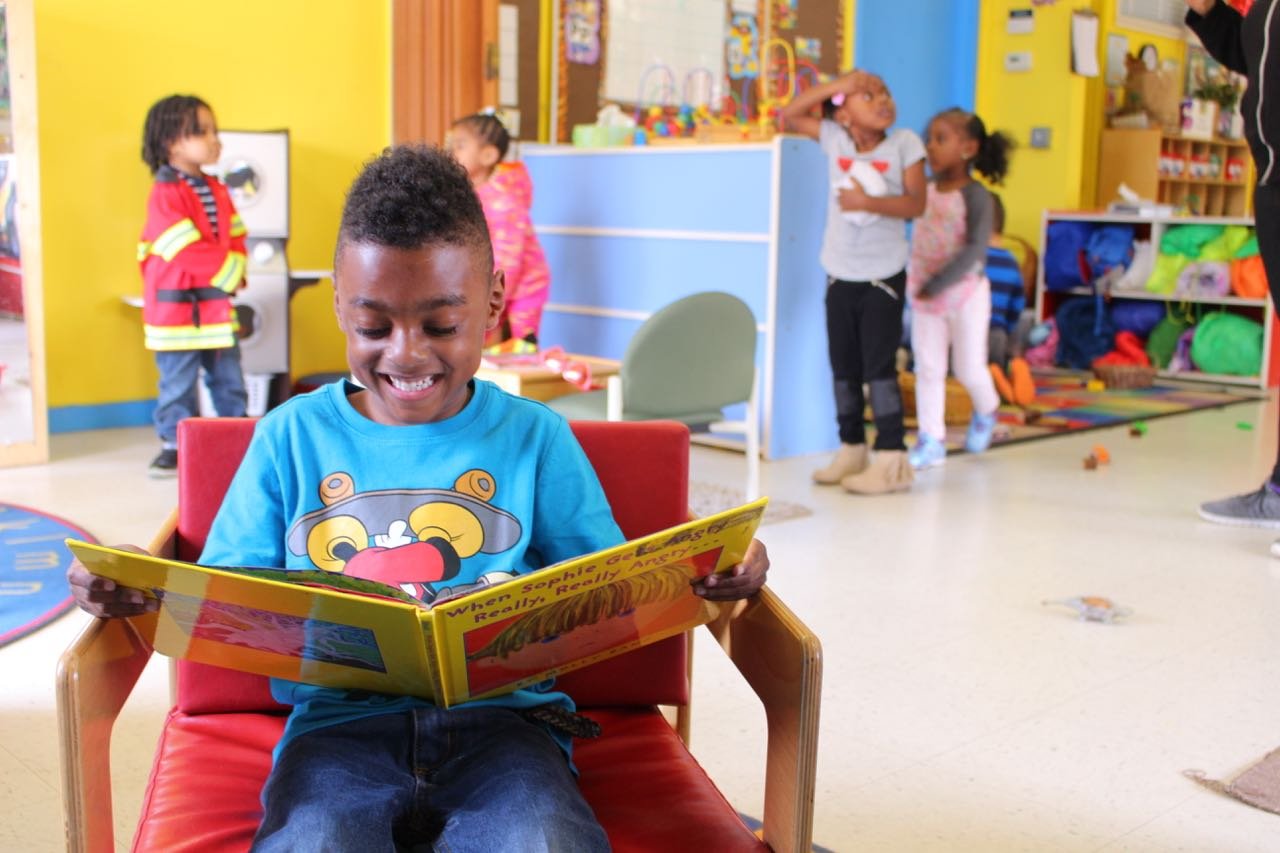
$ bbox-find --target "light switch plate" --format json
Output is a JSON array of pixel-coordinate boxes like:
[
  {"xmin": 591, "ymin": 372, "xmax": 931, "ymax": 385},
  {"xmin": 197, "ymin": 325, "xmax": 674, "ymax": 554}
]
[
  {"xmin": 1030, "ymin": 127, "xmax": 1051, "ymax": 149},
  {"xmin": 1004, "ymin": 51, "xmax": 1032, "ymax": 72}
]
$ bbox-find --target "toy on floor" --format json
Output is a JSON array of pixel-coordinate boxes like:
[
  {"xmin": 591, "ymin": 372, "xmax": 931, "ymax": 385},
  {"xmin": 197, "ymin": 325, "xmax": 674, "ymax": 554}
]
[
  {"xmin": 1237, "ymin": 421, "xmax": 1254, "ymax": 431},
  {"xmin": 1083, "ymin": 446, "xmax": 1110, "ymax": 469},
  {"xmin": 1043, "ymin": 595, "xmax": 1132, "ymax": 623},
  {"xmin": 1129, "ymin": 420, "xmax": 1148, "ymax": 437}
]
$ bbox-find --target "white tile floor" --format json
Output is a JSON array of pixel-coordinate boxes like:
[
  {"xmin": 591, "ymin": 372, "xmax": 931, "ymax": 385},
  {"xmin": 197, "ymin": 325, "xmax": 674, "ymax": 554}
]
[{"xmin": 5, "ymin": 396, "xmax": 1280, "ymax": 851}]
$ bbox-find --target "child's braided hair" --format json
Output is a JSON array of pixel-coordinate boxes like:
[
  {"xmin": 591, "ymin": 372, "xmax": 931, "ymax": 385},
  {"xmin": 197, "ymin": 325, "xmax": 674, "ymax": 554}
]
[{"xmin": 452, "ymin": 110, "xmax": 511, "ymax": 161}]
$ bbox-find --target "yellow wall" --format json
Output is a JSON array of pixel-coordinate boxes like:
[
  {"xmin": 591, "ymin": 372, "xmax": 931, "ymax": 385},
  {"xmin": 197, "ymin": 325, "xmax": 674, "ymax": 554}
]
[
  {"xmin": 34, "ymin": 1, "xmax": 390, "ymax": 408},
  {"xmin": 1084, "ymin": 0, "xmax": 1189, "ymax": 208},
  {"xmin": 977, "ymin": 0, "xmax": 1187, "ymax": 245},
  {"xmin": 976, "ymin": 0, "xmax": 1097, "ymax": 245}
]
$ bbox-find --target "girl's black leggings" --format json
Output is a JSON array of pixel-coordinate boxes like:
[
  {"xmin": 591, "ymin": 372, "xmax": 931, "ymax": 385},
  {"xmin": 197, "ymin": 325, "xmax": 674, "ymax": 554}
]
[{"xmin": 825, "ymin": 271, "xmax": 907, "ymax": 451}]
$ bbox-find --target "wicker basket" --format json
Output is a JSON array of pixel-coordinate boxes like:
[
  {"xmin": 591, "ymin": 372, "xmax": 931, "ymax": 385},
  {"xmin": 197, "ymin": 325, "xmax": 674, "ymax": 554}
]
[{"xmin": 1092, "ymin": 363, "xmax": 1157, "ymax": 390}]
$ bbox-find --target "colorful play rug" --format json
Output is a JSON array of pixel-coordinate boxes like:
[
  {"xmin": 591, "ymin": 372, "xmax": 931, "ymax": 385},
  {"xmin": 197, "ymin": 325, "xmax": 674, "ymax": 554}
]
[
  {"xmin": 908, "ymin": 371, "xmax": 1257, "ymax": 454},
  {"xmin": 0, "ymin": 503, "xmax": 94, "ymax": 648}
]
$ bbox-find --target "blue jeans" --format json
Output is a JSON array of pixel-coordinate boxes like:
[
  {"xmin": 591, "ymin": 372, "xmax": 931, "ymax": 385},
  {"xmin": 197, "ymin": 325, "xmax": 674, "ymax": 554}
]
[
  {"xmin": 153, "ymin": 345, "xmax": 247, "ymax": 447},
  {"xmin": 251, "ymin": 707, "xmax": 610, "ymax": 852}
]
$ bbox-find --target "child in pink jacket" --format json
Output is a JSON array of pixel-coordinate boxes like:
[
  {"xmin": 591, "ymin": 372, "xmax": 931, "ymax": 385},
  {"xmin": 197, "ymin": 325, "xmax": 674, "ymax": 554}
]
[{"xmin": 449, "ymin": 111, "xmax": 551, "ymax": 346}]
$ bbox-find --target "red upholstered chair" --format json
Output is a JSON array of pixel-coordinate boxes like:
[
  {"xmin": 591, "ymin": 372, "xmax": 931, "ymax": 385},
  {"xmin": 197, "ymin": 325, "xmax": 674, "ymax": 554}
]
[{"xmin": 58, "ymin": 418, "xmax": 821, "ymax": 852}]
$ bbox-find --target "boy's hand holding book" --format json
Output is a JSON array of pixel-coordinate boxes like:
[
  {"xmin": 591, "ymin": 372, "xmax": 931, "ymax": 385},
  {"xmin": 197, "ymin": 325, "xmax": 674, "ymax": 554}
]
[
  {"xmin": 694, "ymin": 538, "xmax": 768, "ymax": 601},
  {"xmin": 67, "ymin": 546, "xmax": 158, "ymax": 618}
]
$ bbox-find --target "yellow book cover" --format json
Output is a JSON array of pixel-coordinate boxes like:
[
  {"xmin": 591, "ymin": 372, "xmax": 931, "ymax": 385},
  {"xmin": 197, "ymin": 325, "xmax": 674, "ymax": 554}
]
[{"xmin": 65, "ymin": 497, "xmax": 766, "ymax": 707}]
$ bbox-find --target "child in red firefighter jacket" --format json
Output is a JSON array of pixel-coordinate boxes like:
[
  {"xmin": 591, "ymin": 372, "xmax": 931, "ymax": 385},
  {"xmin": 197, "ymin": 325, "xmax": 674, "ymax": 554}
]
[{"xmin": 138, "ymin": 94, "xmax": 248, "ymax": 477}]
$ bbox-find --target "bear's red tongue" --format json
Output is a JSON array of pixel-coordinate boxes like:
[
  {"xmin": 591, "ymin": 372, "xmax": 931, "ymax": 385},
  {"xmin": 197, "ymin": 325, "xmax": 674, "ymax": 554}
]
[{"xmin": 343, "ymin": 541, "xmax": 446, "ymax": 584}]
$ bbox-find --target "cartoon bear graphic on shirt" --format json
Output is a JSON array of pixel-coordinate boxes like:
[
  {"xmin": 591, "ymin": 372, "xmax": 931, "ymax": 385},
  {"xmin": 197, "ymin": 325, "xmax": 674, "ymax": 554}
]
[{"xmin": 286, "ymin": 468, "xmax": 521, "ymax": 604}]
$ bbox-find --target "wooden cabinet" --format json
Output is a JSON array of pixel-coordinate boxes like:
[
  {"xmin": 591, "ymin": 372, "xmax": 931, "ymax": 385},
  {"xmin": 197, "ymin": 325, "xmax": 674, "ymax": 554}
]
[
  {"xmin": 1036, "ymin": 210, "xmax": 1277, "ymax": 390},
  {"xmin": 1097, "ymin": 128, "xmax": 1253, "ymax": 217}
]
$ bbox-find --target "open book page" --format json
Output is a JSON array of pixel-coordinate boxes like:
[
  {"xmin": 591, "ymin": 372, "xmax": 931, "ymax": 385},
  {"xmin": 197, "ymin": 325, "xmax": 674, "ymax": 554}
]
[
  {"xmin": 65, "ymin": 542, "xmax": 444, "ymax": 701},
  {"xmin": 428, "ymin": 498, "xmax": 768, "ymax": 704}
]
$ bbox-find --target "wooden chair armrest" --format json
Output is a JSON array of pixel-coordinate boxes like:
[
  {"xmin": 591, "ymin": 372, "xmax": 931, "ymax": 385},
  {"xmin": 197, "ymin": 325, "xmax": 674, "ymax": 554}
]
[
  {"xmin": 56, "ymin": 511, "xmax": 177, "ymax": 853},
  {"xmin": 704, "ymin": 585, "xmax": 822, "ymax": 853}
]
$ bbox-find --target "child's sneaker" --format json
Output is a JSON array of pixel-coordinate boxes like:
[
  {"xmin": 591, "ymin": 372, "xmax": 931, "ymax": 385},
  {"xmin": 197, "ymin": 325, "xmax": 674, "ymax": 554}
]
[
  {"xmin": 148, "ymin": 448, "xmax": 178, "ymax": 479},
  {"xmin": 965, "ymin": 411, "xmax": 998, "ymax": 454},
  {"xmin": 908, "ymin": 434, "xmax": 947, "ymax": 470},
  {"xmin": 1199, "ymin": 484, "xmax": 1280, "ymax": 528}
]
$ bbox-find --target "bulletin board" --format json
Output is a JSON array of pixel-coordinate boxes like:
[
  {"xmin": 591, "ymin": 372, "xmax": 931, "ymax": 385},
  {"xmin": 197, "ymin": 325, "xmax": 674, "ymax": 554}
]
[
  {"xmin": 556, "ymin": 0, "xmax": 845, "ymax": 142},
  {"xmin": 603, "ymin": 0, "xmax": 726, "ymax": 106}
]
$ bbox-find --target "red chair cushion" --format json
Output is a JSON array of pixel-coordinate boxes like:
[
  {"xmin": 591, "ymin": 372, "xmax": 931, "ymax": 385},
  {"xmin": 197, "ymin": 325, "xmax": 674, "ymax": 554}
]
[
  {"xmin": 131, "ymin": 710, "xmax": 280, "ymax": 853},
  {"xmin": 132, "ymin": 708, "xmax": 763, "ymax": 852},
  {"xmin": 577, "ymin": 708, "xmax": 766, "ymax": 852}
]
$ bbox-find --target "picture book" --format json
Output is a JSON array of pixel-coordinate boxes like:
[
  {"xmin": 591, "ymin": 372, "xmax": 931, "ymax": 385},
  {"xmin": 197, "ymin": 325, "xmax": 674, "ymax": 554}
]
[{"xmin": 65, "ymin": 497, "xmax": 766, "ymax": 707}]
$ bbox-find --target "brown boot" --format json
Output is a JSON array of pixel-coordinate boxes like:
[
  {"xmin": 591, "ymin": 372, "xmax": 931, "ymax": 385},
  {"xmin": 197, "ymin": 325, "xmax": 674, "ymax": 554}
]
[
  {"xmin": 841, "ymin": 450, "xmax": 914, "ymax": 495},
  {"xmin": 812, "ymin": 443, "xmax": 869, "ymax": 485}
]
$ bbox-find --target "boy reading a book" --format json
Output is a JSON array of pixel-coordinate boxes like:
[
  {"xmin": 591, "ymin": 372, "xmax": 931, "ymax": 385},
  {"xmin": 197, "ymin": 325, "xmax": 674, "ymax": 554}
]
[{"xmin": 66, "ymin": 145, "xmax": 769, "ymax": 851}]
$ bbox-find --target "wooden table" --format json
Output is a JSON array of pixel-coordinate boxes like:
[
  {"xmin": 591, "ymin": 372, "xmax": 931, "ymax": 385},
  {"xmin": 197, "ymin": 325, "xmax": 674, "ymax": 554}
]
[{"xmin": 475, "ymin": 354, "xmax": 620, "ymax": 402}]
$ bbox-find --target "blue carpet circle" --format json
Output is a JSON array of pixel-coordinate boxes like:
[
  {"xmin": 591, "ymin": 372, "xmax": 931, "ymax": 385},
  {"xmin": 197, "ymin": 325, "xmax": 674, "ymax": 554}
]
[{"xmin": 0, "ymin": 503, "xmax": 95, "ymax": 648}]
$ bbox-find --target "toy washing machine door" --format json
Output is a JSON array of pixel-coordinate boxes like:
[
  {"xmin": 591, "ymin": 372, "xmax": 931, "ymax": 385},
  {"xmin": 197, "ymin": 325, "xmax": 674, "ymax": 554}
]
[{"xmin": 234, "ymin": 238, "xmax": 290, "ymax": 376}]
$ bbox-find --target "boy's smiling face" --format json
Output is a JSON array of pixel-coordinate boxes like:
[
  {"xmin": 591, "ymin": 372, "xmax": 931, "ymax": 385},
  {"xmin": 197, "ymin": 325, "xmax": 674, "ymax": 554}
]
[{"xmin": 334, "ymin": 240, "xmax": 504, "ymax": 426}]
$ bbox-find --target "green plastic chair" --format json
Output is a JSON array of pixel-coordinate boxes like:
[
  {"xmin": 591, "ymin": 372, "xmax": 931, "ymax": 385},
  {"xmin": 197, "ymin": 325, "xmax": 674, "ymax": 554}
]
[{"xmin": 548, "ymin": 291, "xmax": 760, "ymax": 499}]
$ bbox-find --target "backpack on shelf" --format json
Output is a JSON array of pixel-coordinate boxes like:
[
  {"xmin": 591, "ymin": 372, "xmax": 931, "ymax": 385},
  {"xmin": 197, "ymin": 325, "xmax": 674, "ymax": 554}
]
[
  {"xmin": 1084, "ymin": 225, "xmax": 1135, "ymax": 280},
  {"xmin": 1230, "ymin": 255, "xmax": 1269, "ymax": 299},
  {"xmin": 1176, "ymin": 261, "xmax": 1231, "ymax": 297},
  {"xmin": 1043, "ymin": 221, "xmax": 1095, "ymax": 291},
  {"xmin": 1228, "ymin": 234, "xmax": 1268, "ymax": 300},
  {"xmin": 1055, "ymin": 295, "xmax": 1116, "ymax": 369},
  {"xmin": 1109, "ymin": 299, "xmax": 1166, "ymax": 337},
  {"xmin": 1190, "ymin": 312, "xmax": 1264, "ymax": 377},
  {"xmin": 1114, "ymin": 239, "xmax": 1155, "ymax": 291},
  {"xmin": 1145, "ymin": 311, "xmax": 1194, "ymax": 369}
]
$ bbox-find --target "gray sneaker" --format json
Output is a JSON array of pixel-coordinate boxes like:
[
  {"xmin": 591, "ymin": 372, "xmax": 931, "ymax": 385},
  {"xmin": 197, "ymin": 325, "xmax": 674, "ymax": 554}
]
[{"xmin": 1198, "ymin": 484, "xmax": 1280, "ymax": 529}]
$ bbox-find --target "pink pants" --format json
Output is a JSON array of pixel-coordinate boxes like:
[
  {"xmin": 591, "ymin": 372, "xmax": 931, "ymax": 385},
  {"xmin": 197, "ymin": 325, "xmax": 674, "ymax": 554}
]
[{"xmin": 910, "ymin": 278, "xmax": 1000, "ymax": 442}]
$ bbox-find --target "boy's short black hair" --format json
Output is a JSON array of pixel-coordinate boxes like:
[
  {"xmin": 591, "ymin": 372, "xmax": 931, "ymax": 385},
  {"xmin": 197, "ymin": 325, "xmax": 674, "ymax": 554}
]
[
  {"xmin": 991, "ymin": 192, "xmax": 1005, "ymax": 235},
  {"xmin": 141, "ymin": 94, "xmax": 209, "ymax": 174},
  {"xmin": 452, "ymin": 112, "xmax": 511, "ymax": 160},
  {"xmin": 336, "ymin": 145, "xmax": 492, "ymax": 268}
]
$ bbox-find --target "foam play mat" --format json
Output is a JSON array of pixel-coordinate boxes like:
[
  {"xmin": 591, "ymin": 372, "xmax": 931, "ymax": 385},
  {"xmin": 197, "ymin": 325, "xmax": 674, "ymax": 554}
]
[
  {"xmin": 0, "ymin": 503, "xmax": 94, "ymax": 648},
  {"xmin": 914, "ymin": 372, "xmax": 1257, "ymax": 453}
]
